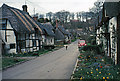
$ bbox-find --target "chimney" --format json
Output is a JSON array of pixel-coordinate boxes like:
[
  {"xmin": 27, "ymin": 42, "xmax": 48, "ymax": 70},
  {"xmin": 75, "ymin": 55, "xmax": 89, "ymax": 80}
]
[
  {"xmin": 22, "ymin": 5, "xmax": 27, "ymax": 12},
  {"xmin": 33, "ymin": 16, "xmax": 38, "ymax": 21},
  {"xmin": 56, "ymin": 20, "xmax": 58, "ymax": 29}
]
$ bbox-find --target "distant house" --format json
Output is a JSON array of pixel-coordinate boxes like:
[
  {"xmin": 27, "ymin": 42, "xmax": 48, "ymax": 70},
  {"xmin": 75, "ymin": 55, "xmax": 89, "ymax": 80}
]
[
  {"xmin": 53, "ymin": 25, "xmax": 72, "ymax": 44},
  {"xmin": 0, "ymin": 4, "xmax": 43, "ymax": 54},
  {"xmin": 54, "ymin": 27, "xmax": 65, "ymax": 44},
  {"xmin": 96, "ymin": 2, "xmax": 120, "ymax": 65},
  {"xmin": 41, "ymin": 23, "xmax": 55, "ymax": 49},
  {"xmin": 58, "ymin": 26, "xmax": 71, "ymax": 43}
]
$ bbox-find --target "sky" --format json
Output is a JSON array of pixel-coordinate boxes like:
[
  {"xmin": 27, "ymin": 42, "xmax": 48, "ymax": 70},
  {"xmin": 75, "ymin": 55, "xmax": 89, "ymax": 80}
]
[{"xmin": 0, "ymin": 0, "xmax": 97, "ymax": 15}]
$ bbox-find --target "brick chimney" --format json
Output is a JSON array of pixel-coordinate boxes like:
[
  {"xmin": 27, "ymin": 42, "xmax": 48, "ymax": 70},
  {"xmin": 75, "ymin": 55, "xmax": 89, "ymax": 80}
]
[
  {"xmin": 56, "ymin": 20, "xmax": 58, "ymax": 29},
  {"xmin": 22, "ymin": 5, "xmax": 27, "ymax": 12}
]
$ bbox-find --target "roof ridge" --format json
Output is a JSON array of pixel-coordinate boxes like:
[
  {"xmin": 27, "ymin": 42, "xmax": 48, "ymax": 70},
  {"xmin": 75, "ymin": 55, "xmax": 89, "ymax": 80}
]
[
  {"xmin": 25, "ymin": 14, "xmax": 43, "ymax": 34},
  {"xmin": 15, "ymin": 9, "xmax": 34, "ymax": 31},
  {"xmin": 10, "ymin": 8, "xmax": 31, "ymax": 32}
]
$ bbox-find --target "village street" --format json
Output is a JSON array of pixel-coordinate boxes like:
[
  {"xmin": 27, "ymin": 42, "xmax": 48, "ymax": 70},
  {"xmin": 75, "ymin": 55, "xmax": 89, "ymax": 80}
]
[{"xmin": 2, "ymin": 41, "xmax": 79, "ymax": 79}]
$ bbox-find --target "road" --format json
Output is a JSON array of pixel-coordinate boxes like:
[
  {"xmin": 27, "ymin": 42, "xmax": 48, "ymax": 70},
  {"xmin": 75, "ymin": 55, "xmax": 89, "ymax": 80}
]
[{"xmin": 2, "ymin": 41, "xmax": 79, "ymax": 79}]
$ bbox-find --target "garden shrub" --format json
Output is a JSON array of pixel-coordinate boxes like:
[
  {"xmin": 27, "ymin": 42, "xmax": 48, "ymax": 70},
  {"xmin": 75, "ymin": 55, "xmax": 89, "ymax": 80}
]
[
  {"xmin": 80, "ymin": 45, "xmax": 103, "ymax": 55},
  {"xmin": 87, "ymin": 35, "xmax": 96, "ymax": 45}
]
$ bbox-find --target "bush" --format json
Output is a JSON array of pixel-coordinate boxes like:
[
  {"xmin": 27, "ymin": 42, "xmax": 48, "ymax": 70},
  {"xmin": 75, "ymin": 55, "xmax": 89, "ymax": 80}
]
[
  {"xmin": 87, "ymin": 35, "xmax": 96, "ymax": 45},
  {"xmin": 80, "ymin": 45, "xmax": 102, "ymax": 54}
]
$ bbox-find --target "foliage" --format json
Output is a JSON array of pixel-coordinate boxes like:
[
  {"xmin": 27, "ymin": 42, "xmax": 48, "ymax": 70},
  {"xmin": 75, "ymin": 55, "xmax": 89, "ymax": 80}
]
[
  {"xmin": 87, "ymin": 36, "xmax": 96, "ymax": 45},
  {"xmin": 46, "ymin": 12, "xmax": 53, "ymax": 22},
  {"xmin": 2, "ymin": 58, "xmax": 26, "ymax": 69},
  {"xmin": 71, "ymin": 39, "xmax": 77, "ymax": 42},
  {"xmin": 2, "ymin": 49, "xmax": 53, "ymax": 57},
  {"xmin": 38, "ymin": 18, "xmax": 49, "ymax": 23},
  {"xmin": 89, "ymin": 0, "xmax": 104, "ymax": 14},
  {"xmin": 80, "ymin": 45, "xmax": 102, "ymax": 54},
  {"xmin": 72, "ymin": 50, "xmax": 120, "ymax": 80}
]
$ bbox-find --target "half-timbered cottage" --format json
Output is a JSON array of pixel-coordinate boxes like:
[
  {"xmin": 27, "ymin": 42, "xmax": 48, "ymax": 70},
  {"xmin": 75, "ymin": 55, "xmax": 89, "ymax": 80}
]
[
  {"xmin": 54, "ymin": 26, "xmax": 65, "ymax": 44},
  {"xmin": 40, "ymin": 23, "xmax": 55, "ymax": 49},
  {"xmin": 0, "ymin": 4, "xmax": 43, "ymax": 54},
  {"xmin": 96, "ymin": 2, "xmax": 120, "ymax": 65},
  {"xmin": 58, "ymin": 26, "xmax": 71, "ymax": 43},
  {"xmin": 104, "ymin": 2, "xmax": 120, "ymax": 65}
]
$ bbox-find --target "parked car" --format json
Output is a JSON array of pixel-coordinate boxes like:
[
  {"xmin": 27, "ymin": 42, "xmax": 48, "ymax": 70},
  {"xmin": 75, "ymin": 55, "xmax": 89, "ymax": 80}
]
[{"xmin": 78, "ymin": 40, "xmax": 87, "ymax": 48}]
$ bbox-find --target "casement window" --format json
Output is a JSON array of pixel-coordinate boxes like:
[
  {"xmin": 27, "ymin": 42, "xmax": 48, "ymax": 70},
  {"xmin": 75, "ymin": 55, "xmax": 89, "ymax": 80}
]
[
  {"xmin": 26, "ymin": 34, "xmax": 30, "ymax": 39},
  {"xmin": 45, "ymin": 39, "xmax": 46, "ymax": 43},
  {"xmin": 51, "ymin": 39, "xmax": 52, "ymax": 43},
  {"xmin": 33, "ymin": 40, "xmax": 36, "ymax": 47},
  {"xmin": 68, "ymin": 36, "xmax": 70, "ymax": 39},
  {"xmin": 22, "ymin": 41, "xmax": 26, "ymax": 49},
  {"xmin": 19, "ymin": 41, "xmax": 25, "ymax": 49},
  {"xmin": 10, "ymin": 43, "xmax": 15, "ymax": 49}
]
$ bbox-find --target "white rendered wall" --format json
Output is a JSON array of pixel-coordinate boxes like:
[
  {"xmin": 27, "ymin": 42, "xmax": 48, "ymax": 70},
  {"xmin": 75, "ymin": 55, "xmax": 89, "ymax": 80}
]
[{"xmin": 109, "ymin": 17, "xmax": 117, "ymax": 64}]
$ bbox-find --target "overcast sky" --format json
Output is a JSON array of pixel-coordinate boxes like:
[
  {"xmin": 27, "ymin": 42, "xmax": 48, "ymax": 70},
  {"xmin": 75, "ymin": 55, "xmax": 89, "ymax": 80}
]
[{"xmin": 0, "ymin": 0, "xmax": 97, "ymax": 15}]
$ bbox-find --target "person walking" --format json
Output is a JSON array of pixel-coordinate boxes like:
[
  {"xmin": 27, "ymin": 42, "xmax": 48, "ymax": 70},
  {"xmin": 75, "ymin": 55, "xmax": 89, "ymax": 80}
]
[{"xmin": 66, "ymin": 45, "xmax": 68, "ymax": 50}]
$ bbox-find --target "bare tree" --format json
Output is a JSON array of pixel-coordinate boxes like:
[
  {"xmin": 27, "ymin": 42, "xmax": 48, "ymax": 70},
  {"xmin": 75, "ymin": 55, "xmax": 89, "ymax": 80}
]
[
  {"xmin": 39, "ymin": 14, "xmax": 44, "ymax": 18},
  {"xmin": 70, "ymin": 13, "xmax": 75, "ymax": 20},
  {"xmin": 76, "ymin": 12, "xmax": 82, "ymax": 21},
  {"xmin": 46, "ymin": 12, "xmax": 53, "ymax": 22},
  {"xmin": 54, "ymin": 10, "xmax": 70, "ymax": 24},
  {"xmin": 89, "ymin": 0, "xmax": 104, "ymax": 14}
]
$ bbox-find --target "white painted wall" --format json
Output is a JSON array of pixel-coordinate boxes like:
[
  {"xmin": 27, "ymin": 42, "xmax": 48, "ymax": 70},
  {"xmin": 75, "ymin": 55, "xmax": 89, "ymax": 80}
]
[
  {"xmin": 1, "ymin": 20, "xmax": 16, "ymax": 54},
  {"xmin": 42, "ymin": 35, "xmax": 45, "ymax": 43},
  {"xmin": 109, "ymin": 17, "xmax": 117, "ymax": 64},
  {"xmin": 30, "ymin": 35, "xmax": 33, "ymax": 52},
  {"xmin": 36, "ymin": 40, "xmax": 39, "ymax": 50},
  {"xmin": 26, "ymin": 40, "xmax": 30, "ymax": 52},
  {"xmin": 96, "ymin": 28, "xmax": 101, "ymax": 45},
  {"xmin": 46, "ymin": 36, "xmax": 54, "ymax": 45},
  {"xmin": 65, "ymin": 35, "xmax": 69, "ymax": 42}
]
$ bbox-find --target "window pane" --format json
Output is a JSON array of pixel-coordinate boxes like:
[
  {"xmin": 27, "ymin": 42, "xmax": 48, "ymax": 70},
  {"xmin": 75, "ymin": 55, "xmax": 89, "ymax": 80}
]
[
  {"xmin": 10, "ymin": 43, "xmax": 15, "ymax": 49},
  {"xmin": 33, "ymin": 40, "xmax": 36, "ymax": 47}
]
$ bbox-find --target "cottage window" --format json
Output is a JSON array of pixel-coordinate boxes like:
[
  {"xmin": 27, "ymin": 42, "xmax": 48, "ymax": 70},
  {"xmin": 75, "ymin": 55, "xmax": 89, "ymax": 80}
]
[
  {"xmin": 10, "ymin": 43, "xmax": 15, "ymax": 49},
  {"xmin": 33, "ymin": 40, "xmax": 36, "ymax": 47},
  {"xmin": 20, "ymin": 41, "xmax": 25, "ymax": 49},
  {"xmin": 26, "ymin": 34, "xmax": 30, "ymax": 39},
  {"xmin": 68, "ymin": 36, "xmax": 69, "ymax": 39},
  {"xmin": 45, "ymin": 39, "xmax": 46, "ymax": 43},
  {"xmin": 51, "ymin": 39, "xmax": 52, "ymax": 43}
]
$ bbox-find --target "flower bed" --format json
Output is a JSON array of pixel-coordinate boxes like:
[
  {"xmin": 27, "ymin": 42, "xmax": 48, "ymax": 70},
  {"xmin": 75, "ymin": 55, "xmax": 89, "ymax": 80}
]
[{"xmin": 71, "ymin": 50, "xmax": 120, "ymax": 81}]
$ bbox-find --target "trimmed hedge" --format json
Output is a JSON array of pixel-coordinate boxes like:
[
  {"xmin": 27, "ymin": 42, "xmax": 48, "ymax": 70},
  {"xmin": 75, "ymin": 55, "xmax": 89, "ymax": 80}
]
[{"xmin": 79, "ymin": 45, "xmax": 102, "ymax": 55}]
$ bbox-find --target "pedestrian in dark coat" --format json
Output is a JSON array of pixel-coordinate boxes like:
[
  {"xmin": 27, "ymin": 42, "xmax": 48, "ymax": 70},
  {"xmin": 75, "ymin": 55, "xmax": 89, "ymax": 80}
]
[{"xmin": 66, "ymin": 45, "xmax": 68, "ymax": 50}]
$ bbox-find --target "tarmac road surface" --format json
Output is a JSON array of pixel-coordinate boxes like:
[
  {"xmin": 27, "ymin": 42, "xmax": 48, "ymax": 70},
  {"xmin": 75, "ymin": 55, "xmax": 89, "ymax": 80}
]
[{"xmin": 2, "ymin": 41, "xmax": 79, "ymax": 79}]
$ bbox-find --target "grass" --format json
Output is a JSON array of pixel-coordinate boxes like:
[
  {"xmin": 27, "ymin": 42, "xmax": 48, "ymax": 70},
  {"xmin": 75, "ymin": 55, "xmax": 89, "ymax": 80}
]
[
  {"xmin": 1, "ymin": 47, "xmax": 62, "ymax": 69},
  {"xmin": 2, "ymin": 57, "xmax": 26, "ymax": 69},
  {"xmin": 1, "ymin": 44, "xmax": 68, "ymax": 69},
  {"xmin": 2, "ymin": 49, "xmax": 54, "ymax": 57},
  {"xmin": 1, "ymin": 49, "xmax": 53, "ymax": 69},
  {"xmin": 72, "ymin": 49, "xmax": 120, "ymax": 81}
]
